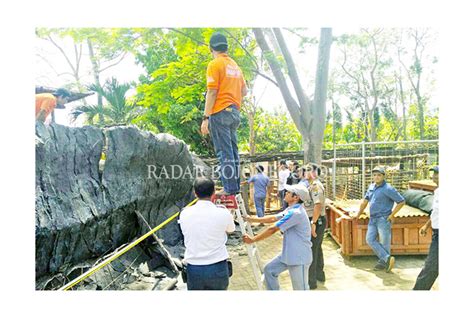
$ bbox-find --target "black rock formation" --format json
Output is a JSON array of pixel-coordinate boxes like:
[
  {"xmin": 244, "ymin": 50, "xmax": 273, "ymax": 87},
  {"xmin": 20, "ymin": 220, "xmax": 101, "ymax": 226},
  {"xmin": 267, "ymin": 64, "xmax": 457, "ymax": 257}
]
[{"xmin": 35, "ymin": 123, "xmax": 199, "ymax": 282}]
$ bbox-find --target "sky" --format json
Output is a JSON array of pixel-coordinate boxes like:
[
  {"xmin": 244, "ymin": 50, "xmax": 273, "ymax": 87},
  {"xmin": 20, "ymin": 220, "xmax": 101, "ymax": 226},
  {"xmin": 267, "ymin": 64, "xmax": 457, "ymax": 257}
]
[{"xmin": 35, "ymin": 27, "xmax": 439, "ymax": 127}]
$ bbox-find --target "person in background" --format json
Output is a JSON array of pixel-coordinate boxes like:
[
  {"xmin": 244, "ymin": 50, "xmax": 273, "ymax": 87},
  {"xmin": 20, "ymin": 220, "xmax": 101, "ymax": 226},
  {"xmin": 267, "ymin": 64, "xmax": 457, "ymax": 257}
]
[
  {"xmin": 298, "ymin": 166, "xmax": 309, "ymax": 188},
  {"xmin": 35, "ymin": 88, "xmax": 71, "ymax": 123},
  {"xmin": 287, "ymin": 161, "xmax": 300, "ymax": 185},
  {"xmin": 304, "ymin": 164, "xmax": 327, "ymax": 289},
  {"xmin": 351, "ymin": 167, "xmax": 405, "ymax": 272},
  {"xmin": 278, "ymin": 160, "xmax": 291, "ymax": 210},
  {"xmin": 413, "ymin": 166, "xmax": 439, "ymax": 290},
  {"xmin": 248, "ymin": 165, "xmax": 270, "ymax": 218}
]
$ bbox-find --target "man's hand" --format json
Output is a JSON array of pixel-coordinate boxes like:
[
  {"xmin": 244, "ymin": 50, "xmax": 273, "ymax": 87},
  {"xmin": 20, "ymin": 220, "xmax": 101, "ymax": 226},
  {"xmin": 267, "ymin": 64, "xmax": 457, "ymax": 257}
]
[
  {"xmin": 200, "ymin": 119, "xmax": 209, "ymax": 135},
  {"xmin": 242, "ymin": 234, "xmax": 254, "ymax": 244},
  {"xmin": 419, "ymin": 224, "xmax": 428, "ymax": 237},
  {"xmin": 311, "ymin": 223, "xmax": 317, "ymax": 238},
  {"xmin": 350, "ymin": 212, "xmax": 359, "ymax": 220}
]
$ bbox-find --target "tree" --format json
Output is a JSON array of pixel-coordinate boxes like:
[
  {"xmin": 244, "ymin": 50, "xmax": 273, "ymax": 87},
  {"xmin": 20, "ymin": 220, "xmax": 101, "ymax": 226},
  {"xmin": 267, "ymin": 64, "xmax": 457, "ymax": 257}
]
[
  {"xmin": 252, "ymin": 28, "xmax": 333, "ymax": 164},
  {"xmin": 71, "ymin": 77, "xmax": 139, "ymax": 125},
  {"xmin": 337, "ymin": 29, "xmax": 396, "ymax": 145},
  {"xmin": 132, "ymin": 28, "xmax": 258, "ymax": 156},
  {"xmin": 36, "ymin": 28, "xmax": 135, "ymax": 125},
  {"xmin": 397, "ymin": 28, "xmax": 436, "ymax": 140}
]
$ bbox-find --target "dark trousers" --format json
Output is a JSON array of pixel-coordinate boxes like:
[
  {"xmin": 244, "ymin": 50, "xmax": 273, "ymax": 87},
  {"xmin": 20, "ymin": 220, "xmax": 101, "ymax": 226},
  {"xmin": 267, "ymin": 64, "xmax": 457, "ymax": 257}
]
[
  {"xmin": 413, "ymin": 229, "xmax": 439, "ymax": 290},
  {"xmin": 309, "ymin": 216, "xmax": 326, "ymax": 288},
  {"xmin": 278, "ymin": 190, "xmax": 288, "ymax": 209},
  {"xmin": 186, "ymin": 260, "xmax": 229, "ymax": 290}
]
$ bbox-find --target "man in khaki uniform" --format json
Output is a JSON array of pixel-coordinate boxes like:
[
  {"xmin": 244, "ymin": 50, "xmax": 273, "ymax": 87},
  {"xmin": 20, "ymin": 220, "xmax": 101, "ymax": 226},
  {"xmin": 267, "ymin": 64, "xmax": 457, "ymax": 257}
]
[{"xmin": 304, "ymin": 164, "xmax": 326, "ymax": 289}]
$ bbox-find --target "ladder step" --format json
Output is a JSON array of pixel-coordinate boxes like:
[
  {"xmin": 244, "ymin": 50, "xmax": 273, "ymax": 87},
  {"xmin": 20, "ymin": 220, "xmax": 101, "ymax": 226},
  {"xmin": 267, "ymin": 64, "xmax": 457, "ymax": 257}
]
[
  {"xmin": 251, "ymin": 246, "xmax": 257, "ymax": 257},
  {"xmin": 234, "ymin": 194, "xmax": 264, "ymax": 290}
]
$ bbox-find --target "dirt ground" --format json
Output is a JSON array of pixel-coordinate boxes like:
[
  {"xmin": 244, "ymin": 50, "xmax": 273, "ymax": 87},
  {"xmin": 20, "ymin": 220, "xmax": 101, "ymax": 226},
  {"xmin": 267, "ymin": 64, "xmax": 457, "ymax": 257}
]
[{"xmin": 226, "ymin": 226, "xmax": 439, "ymax": 291}]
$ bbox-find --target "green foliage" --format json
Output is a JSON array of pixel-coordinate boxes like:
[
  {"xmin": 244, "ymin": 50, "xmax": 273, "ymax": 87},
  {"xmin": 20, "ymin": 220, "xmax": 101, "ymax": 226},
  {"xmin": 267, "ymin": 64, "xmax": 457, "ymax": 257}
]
[
  {"xmin": 131, "ymin": 28, "xmax": 258, "ymax": 156},
  {"xmin": 36, "ymin": 27, "xmax": 439, "ymax": 155},
  {"xmin": 71, "ymin": 77, "xmax": 139, "ymax": 126},
  {"xmin": 241, "ymin": 108, "xmax": 302, "ymax": 153}
]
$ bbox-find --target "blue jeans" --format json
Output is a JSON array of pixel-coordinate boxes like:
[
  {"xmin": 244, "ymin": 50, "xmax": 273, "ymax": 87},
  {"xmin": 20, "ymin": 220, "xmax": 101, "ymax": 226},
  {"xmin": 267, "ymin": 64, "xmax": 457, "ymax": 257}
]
[
  {"xmin": 186, "ymin": 260, "xmax": 229, "ymax": 290},
  {"xmin": 209, "ymin": 105, "xmax": 241, "ymax": 194},
  {"xmin": 263, "ymin": 254, "xmax": 310, "ymax": 290},
  {"xmin": 254, "ymin": 196, "xmax": 266, "ymax": 217},
  {"xmin": 366, "ymin": 215, "xmax": 392, "ymax": 263}
]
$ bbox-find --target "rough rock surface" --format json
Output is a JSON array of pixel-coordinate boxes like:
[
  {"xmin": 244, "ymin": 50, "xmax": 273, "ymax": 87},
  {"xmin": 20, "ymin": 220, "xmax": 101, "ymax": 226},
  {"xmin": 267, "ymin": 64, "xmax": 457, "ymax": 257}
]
[{"xmin": 35, "ymin": 123, "xmax": 198, "ymax": 281}]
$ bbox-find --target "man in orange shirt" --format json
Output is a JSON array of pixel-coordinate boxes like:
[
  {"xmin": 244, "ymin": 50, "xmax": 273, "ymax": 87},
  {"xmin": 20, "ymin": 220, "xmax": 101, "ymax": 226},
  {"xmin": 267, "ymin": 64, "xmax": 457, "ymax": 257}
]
[
  {"xmin": 201, "ymin": 32, "xmax": 247, "ymax": 195},
  {"xmin": 35, "ymin": 88, "xmax": 71, "ymax": 123}
]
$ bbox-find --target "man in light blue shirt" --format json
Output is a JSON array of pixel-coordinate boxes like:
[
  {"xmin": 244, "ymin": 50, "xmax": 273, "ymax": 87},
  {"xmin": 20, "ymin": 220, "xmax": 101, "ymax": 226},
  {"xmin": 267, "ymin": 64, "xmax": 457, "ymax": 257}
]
[
  {"xmin": 248, "ymin": 165, "xmax": 270, "ymax": 217},
  {"xmin": 351, "ymin": 167, "xmax": 405, "ymax": 272},
  {"xmin": 243, "ymin": 183, "xmax": 312, "ymax": 290}
]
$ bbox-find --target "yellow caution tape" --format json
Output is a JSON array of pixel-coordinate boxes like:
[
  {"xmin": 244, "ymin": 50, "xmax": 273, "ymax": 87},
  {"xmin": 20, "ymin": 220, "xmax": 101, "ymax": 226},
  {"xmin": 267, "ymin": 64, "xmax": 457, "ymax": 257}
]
[{"xmin": 60, "ymin": 198, "xmax": 198, "ymax": 291}]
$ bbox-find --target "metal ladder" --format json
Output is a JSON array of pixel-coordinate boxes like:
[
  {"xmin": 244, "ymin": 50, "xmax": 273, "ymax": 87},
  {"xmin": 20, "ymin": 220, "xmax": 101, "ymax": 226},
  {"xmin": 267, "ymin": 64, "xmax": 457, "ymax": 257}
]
[{"xmin": 214, "ymin": 193, "xmax": 265, "ymax": 290}]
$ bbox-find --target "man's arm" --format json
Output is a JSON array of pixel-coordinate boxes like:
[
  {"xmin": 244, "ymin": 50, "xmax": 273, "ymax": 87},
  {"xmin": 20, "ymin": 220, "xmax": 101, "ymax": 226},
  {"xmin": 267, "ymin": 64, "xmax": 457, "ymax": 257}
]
[
  {"xmin": 204, "ymin": 89, "xmax": 217, "ymax": 117},
  {"xmin": 310, "ymin": 203, "xmax": 323, "ymax": 238},
  {"xmin": 312, "ymin": 203, "xmax": 322, "ymax": 221},
  {"xmin": 243, "ymin": 225, "xmax": 279, "ymax": 244},
  {"xmin": 419, "ymin": 219, "xmax": 432, "ymax": 236},
  {"xmin": 245, "ymin": 215, "xmax": 278, "ymax": 224},
  {"xmin": 241, "ymin": 84, "xmax": 248, "ymax": 98},
  {"xmin": 352, "ymin": 199, "xmax": 369, "ymax": 219},
  {"xmin": 388, "ymin": 201, "xmax": 405, "ymax": 222},
  {"xmin": 201, "ymin": 89, "xmax": 217, "ymax": 135},
  {"xmin": 36, "ymin": 109, "xmax": 47, "ymax": 122},
  {"xmin": 36, "ymin": 98, "xmax": 55, "ymax": 122}
]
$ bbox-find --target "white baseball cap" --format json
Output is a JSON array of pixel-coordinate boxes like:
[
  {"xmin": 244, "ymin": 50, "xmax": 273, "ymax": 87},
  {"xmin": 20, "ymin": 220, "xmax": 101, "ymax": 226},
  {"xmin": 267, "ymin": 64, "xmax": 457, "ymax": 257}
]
[{"xmin": 284, "ymin": 183, "xmax": 310, "ymax": 201}]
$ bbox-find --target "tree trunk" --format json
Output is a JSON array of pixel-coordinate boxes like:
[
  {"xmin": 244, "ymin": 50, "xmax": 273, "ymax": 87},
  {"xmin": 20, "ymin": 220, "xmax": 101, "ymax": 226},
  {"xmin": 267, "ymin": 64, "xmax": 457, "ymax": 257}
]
[
  {"xmin": 368, "ymin": 110, "xmax": 377, "ymax": 142},
  {"xmin": 249, "ymin": 112, "xmax": 256, "ymax": 156},
  {"xmin": 417, "ymin": 94, "xmax": 425, "ymax": 139},
  {"xmin": 253, "ymin": 28, "xmax": 332, "ymax": 164},
  {"xmin": 311, "ymin": 28, "xmax": 332, "ymax": 165},
  {"xmin": 398, "ymin": 73, "xmax": 408, "ymax": 140},
  {"xmin": 87, "ymin": 39, "xmax": 104, "ymax": 126},
  {"xmin": 303, "ymin": 133, "xmax": 317, "ymax": 164}
]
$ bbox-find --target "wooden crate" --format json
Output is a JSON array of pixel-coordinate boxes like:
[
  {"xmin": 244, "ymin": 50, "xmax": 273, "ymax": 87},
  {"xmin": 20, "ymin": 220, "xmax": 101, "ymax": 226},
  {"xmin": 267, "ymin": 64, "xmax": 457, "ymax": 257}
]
[
  {"xmin": 408, "ymin": 180, "xmax": 437, "ymax": 193},
  {"xmin": 326, "ymin": 200, "xmax": 431, "ymax": 256}
]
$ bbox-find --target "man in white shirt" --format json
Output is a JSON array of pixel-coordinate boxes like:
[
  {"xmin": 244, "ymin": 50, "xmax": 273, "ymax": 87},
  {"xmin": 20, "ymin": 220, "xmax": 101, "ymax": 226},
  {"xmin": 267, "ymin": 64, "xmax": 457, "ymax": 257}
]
[
  {"xmin": 413, "ymin": 166, "xmax": 439, "ymax": 290},
  {"xmin": 179, "ymin": 177, "xmax": 235, "ymax": 290},
  {"xmin": 278, "ymin": 160, "xmax": 291, "ymax": 210}
]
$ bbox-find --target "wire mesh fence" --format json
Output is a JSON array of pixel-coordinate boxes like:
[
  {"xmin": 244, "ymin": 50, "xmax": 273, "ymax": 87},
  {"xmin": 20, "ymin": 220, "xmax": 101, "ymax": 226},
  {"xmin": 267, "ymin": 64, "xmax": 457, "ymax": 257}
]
[{"xmin": 322, "ymin": 140, "xmax": 439, "ymax": 200}]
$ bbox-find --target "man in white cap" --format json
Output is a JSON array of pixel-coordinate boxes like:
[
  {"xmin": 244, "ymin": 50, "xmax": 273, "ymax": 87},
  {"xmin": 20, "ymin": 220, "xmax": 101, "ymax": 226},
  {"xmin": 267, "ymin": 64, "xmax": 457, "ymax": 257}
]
[{"xmin": 243, "ymin": 183, "xmax": 312, "ymax": 290}]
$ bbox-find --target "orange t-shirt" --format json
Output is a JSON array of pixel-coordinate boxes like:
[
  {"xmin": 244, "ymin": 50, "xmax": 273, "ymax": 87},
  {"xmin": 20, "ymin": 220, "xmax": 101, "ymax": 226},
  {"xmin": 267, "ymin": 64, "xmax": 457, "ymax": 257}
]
[
  {"xmin": 35, "ymin": 93, "xmax": 57, "ymax": 118},
  {"xmin": 206, "ymin": 53, "xmax": 246, "ymax": 115}
]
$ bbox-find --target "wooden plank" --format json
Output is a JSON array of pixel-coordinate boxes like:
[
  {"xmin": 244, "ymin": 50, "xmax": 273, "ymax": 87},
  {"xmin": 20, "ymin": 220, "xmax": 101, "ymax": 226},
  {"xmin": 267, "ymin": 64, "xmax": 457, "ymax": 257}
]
[
  {"xmin": 404, "ymin": 228, "xmax": 409, "ymax": 246},
  {"xmin": 409, "ymin": 228, "xmax": 420, "ymax": 245}
]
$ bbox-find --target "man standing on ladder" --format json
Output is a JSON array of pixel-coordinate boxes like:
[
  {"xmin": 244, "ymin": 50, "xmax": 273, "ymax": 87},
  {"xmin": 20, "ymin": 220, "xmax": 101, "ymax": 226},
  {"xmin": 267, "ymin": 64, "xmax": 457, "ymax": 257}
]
[
  {"xmin": 242, "ymin": 183, "xmax": 312, "ymax": 290},
  {"xmin": 200, "ymin": 32, "xmax": 247, "ymax": 196}
]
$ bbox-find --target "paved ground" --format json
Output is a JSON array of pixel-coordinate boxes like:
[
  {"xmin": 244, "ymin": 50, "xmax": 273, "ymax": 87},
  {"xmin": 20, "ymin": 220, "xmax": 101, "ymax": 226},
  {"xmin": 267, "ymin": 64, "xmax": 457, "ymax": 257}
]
[{"xmin": 227, "ymin": 226, "xmax": 439, "ymax": 291}]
